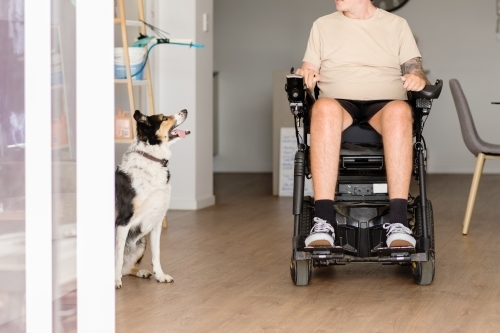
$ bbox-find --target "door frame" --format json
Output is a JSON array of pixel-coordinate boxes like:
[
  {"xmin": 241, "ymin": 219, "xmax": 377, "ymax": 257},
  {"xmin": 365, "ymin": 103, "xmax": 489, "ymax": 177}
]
[{"xmin": 25, "ymin": 0, "xmax": 116, "ymax": 331}]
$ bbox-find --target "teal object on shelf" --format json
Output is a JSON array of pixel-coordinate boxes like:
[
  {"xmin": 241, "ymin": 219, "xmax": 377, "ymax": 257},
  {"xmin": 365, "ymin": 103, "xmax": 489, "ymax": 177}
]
[{"xmin": 131, "ymin": 37, "xmax": 155, "ymax": 47}]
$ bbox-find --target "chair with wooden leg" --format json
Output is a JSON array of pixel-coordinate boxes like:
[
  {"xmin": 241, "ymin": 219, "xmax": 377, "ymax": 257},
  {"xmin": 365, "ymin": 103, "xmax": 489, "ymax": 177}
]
[{"xmin": 449, "ymin": 79, "xmax": 500, "ymax": 235}]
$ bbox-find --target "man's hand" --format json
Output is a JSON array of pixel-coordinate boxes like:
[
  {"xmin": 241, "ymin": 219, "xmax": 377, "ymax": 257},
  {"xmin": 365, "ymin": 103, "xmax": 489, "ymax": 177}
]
[
  {"xmin": 400, "ymin": 57, "xmax": 430, "ymax": 92},
  {"xmin": 401, "ymin": 74, "xmax": 426, "ymax": 92},
  {"xmin": 296, "ymin": 66, "xmax": 321, "ymax": 92}
]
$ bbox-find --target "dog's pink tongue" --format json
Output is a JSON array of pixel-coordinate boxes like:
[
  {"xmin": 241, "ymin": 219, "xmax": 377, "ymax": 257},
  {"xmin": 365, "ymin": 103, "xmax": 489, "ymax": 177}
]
[{"xmin": 173, "ymin": 130, "xmax": 187, "ymax": 138}]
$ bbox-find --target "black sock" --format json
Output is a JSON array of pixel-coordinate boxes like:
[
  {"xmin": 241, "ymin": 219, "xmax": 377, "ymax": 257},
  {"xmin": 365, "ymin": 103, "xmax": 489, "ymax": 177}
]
[
  {"xmin": 314, "ymin": 199, "xmax": 335, "ymax": 224},
  {"xmin": 389, "ymin": 198, "xmax": 408, "ymax": 227}
]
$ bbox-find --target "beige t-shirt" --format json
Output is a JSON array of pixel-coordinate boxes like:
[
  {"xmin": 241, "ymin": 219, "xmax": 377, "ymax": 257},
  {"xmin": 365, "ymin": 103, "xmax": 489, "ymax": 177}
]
[{"xmin": 303, "ymin": 9, "xmax": 421, "ymax": 101}]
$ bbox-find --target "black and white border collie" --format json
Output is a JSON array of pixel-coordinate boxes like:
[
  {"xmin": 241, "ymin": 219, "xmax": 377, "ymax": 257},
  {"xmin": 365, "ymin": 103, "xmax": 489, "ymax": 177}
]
[{"xmin": 115, "ymin": 109, "xmax": 190, "ymax": 289}]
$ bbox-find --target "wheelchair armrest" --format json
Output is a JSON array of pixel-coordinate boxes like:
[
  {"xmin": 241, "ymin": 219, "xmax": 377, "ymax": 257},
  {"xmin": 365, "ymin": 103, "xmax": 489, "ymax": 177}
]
[{"xmin": 409, "ymin": 79, "xmax": 443, "ymax": 100}]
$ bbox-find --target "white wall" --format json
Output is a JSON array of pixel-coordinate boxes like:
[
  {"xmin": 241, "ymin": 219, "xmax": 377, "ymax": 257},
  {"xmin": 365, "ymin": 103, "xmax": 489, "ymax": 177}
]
[
  {"xmin": 214, "ymin": 0, "xmax": 500, "ymax": 173},
  {"xmin": 156, "ymin": 0, "xmax": 215, "ymax": 209},
  {"xmin": 195, "ymin": 0, "xmax": 215, "ymax": 204},
  {"xmin": 398, "ymin": 0, "xmax": 500, "ymax": 173}
]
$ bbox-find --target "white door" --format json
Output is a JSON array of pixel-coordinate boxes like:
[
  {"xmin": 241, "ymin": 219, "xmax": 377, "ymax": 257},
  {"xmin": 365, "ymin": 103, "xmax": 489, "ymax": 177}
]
[{"xmin": 1, "ymin": 0, "xmax": 117, "ymax": 332}]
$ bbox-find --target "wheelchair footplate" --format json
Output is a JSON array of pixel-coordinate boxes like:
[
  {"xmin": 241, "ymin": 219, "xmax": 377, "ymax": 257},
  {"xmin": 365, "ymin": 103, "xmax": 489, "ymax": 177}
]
[
  {"xmin": 296, "ymin": 246, "xmax": 345, "ymax": 260},
  {"xmin": 295, "ymin": 246, "xmax": 429, "ymax": 263},
  {"xmin": 376, "ymin": 246, "xmax": 429, "ymax": 263}
]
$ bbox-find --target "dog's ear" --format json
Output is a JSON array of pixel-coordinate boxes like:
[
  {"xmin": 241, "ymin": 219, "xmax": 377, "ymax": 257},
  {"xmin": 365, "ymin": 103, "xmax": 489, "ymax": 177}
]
[{"xmin": 133, "ymin": 110, "xmax": 150, "ymax": 126}]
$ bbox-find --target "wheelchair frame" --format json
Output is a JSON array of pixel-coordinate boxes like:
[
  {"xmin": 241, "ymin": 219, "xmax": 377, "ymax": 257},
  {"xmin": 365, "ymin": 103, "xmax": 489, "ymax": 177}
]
[{"xmin": 285, "ymin": 73, "xmax": 443, "ymax": 286}]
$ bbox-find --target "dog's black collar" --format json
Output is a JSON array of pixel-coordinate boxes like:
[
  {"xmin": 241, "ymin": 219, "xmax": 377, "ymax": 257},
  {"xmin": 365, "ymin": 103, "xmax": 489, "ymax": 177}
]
[{"xmin": 133, "ymin": 150, "xmax": 169, "ymax": 167}]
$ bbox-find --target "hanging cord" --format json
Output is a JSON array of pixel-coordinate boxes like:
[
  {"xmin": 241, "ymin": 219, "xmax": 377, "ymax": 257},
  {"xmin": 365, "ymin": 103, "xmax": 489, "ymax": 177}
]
[
  {"xmin": 119, "ymin": 42, "xmax": 159, "ymax": 79},
  {"xmin": 419, "ymin": 114, "xmax": 428, "ymax": 153},
  {"xmin": 420, "ymin": 114, "xmax": 428, "ymax": 137},
  {"xmin": 293, "ymin": 116, "xmax": 303, "ymax": 149},
  {"xmin": 413, "ymin": 115, "xmax": 428, "ymax": 175}
]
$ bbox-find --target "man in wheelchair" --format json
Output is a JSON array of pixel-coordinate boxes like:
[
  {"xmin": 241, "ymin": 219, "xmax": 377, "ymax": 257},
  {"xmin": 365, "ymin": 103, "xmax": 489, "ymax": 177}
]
[
  {"xmin": 298, "ymin": 0, "xmax": 428, "ymax": 249},
  {"xmin": 286, "ymin": 0, "xmax": 443, "ymax": 285}
]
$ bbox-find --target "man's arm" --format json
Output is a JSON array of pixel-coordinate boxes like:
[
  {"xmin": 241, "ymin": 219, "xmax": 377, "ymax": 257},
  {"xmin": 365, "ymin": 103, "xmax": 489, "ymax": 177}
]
[{"xmin": 400, "ymin": 57, "xmax": 431, "ymax": 91}]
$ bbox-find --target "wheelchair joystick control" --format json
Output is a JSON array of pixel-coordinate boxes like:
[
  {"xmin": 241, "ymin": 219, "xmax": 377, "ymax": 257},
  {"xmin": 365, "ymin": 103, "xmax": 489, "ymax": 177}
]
[{"xmin": 285, "ymin": 73, "xmax": 307, "ymax": 117}]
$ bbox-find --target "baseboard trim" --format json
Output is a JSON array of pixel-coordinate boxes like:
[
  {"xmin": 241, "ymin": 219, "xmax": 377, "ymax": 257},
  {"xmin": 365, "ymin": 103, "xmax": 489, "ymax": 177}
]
[{"xmin": 169, "ymin": 195, "xmax": 216, "ymax": 210}]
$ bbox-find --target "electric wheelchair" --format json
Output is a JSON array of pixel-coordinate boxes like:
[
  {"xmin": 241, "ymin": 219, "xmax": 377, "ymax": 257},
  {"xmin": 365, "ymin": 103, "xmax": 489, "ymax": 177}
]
[{"xmin": 285, "ymin": 70, "xmax": 443, "ymax": 286}]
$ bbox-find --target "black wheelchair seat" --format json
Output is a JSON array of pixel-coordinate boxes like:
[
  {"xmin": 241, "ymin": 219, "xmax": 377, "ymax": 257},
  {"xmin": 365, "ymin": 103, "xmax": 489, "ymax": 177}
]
[{"xmin": 342, "ymin": 124, "xmax": 382, "ymax": 145}]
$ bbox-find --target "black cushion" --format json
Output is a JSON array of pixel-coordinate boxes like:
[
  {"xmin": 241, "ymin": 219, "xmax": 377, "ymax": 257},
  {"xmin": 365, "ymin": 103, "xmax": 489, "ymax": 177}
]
[{"xmin": 342, "ymin": 124, "xmax": 382, "ymax": 144}]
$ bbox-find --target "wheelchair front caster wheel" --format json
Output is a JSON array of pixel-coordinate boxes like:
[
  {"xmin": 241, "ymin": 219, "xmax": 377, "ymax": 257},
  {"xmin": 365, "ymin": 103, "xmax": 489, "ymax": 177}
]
[
  {"xmin": 412, "ymin": 255, "xmax": 435, "ymax": 285},
  {"xmin": 290, "ymin": 256, "xmax": 312, "ymax": 286}
]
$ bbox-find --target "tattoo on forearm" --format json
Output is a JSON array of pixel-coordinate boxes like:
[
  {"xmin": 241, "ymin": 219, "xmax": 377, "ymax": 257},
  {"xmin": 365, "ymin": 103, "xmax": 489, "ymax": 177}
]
[{"xmin": 401, "ymin": 57, "xmax": 431, "ymax": 84}]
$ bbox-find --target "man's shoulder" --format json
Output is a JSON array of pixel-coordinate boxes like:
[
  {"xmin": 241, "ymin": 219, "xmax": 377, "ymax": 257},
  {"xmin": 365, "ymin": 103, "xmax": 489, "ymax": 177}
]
[
  {"xmin": 312, "ymin": 11, "xmax": 343, "ymax": 31},
  {"xmin": 376, "ymin": 8, "xmax": 409, "ymax": 25},
  {"xmin": 314, "ymin": 11, "xmax": 342, "ymax": 25}
]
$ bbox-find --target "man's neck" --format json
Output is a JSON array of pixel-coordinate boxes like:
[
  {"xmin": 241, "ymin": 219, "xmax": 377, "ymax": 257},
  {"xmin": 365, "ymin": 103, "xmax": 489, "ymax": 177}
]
[{"xmin": 342, "ymin": 3, "xmax": 377, "ymax": 20}]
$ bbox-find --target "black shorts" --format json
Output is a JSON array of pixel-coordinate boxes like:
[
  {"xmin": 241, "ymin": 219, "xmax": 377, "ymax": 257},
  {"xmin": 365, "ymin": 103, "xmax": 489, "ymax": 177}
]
[{"xmin": 337, "ymin": 99, "xmax": 401, "ymax": 125}]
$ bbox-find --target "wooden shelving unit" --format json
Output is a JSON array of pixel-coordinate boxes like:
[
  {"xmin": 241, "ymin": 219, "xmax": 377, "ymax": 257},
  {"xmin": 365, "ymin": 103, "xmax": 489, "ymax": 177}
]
[{"xmin": 114, "ymin": 0, "xmax": 155, "ymax": 142}]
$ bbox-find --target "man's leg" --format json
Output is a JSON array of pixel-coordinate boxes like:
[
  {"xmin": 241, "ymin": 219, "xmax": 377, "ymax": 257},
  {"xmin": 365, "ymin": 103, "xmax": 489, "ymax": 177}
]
[
  {"xmin": 368, "ymin": 100, "xmax": 415, "ymax": 247},
  {"xmin": 306, "ymin": 98, "xmax": 352, "ymax": 247},
  {"xmin": 311, "ymin": 98, "xmax": 353, "ymax": 201}
]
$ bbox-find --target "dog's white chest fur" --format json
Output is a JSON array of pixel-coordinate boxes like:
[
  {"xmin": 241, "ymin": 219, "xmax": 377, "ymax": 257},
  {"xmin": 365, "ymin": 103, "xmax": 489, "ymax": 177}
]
[{"xmin": 118, "ymin": 141, "xmax": 172, "ymax": 233}]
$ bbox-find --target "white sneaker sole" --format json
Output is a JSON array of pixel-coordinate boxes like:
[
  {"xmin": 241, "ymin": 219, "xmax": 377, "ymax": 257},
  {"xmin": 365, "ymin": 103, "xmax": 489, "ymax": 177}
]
[
  {"xmin": 305, "ymin": 233, "xmax": 334, "ymax": 247},
  {"xmin": 387, "ymin": 232, "xmax": 416, "ymax": 248}
]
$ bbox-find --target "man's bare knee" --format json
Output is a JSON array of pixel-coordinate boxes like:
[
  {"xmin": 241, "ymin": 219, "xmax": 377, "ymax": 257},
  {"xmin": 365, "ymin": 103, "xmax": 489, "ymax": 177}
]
[
  {"xmin": 369, "ymin": 101, "xmax": 412, "ymax": 134},
  {"xmin": 312, "ymin": 98, "xmax": 353, "ymax": 131},
  {"xmin": 312, "ymin": 98, "xmax": 344, "ymax": 119},
  {"xmin": 381, "ymin": 101, "xmax": 413, "ymax": 125}
]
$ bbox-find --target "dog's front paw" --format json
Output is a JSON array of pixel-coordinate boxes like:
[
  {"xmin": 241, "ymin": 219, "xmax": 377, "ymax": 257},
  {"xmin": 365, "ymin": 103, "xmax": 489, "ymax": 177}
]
[
  {"xmin": 155, "ymin": 273, "xmax": 174, "ymax": 283},
  {"xmin": 136, "ymin": 269, "xmax": 152, "ymax": 278},
  {"xmin": 115, "ymin": 279, "xmax": 123, "ymax": 289}
]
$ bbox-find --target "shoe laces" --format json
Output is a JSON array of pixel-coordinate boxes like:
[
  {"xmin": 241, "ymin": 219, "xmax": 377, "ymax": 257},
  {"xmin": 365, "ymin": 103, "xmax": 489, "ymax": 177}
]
[
  {"xmin": 383, "ymin": 222, "xmax": 412, "ymax": 236},
  {"xmin": 311, "ymin": 217, "xmax": 335, "ymax": 235}
]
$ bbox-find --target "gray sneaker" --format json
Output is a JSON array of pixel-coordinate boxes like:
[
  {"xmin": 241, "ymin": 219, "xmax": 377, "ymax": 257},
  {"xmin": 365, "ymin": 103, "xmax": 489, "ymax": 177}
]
[
  {"xmin": 383, "ymin": 223, "xmax": 416, "ymax": 248},
  {"xmin": 305, "ymin": 217, "xmax": 335, "ymax": 247}
]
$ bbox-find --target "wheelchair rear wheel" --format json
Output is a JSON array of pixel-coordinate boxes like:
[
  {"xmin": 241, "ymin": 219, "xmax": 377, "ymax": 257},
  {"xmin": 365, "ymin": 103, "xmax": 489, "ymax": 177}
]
[{"xmin": 412, "ymin": 197, "xmax": 435, "ymax": 285}]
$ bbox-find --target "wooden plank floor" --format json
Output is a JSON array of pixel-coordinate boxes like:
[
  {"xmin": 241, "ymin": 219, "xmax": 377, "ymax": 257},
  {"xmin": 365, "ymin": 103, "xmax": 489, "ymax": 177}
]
[{"xmin": 116, "ymin": 173, "xmax": 500, "ymax": 333}]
